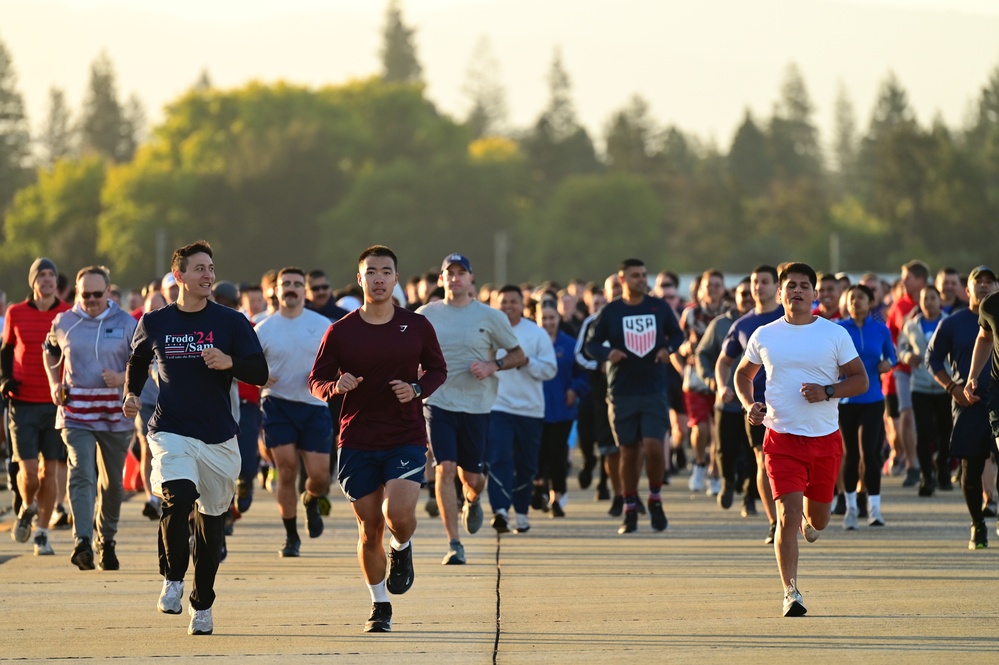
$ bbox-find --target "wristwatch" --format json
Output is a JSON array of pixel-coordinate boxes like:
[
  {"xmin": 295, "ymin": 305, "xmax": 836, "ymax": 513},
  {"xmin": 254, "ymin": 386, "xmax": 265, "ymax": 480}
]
[
  {"xmin": 824, "ymin": 385, "xmax": 835, "ymax": 401},
  {"xmin": 495, "ymin": 357, "xmax": 505, "ymax": 370},
  {"xmin": 410, "ymin": 382, "xmax": 423, "ymax": 398}
]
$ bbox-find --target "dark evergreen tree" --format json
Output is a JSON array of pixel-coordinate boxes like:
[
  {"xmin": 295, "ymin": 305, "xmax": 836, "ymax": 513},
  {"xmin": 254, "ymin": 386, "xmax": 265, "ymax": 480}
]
[{"xmin": 380, "ymin": 0, "xmax": 422, "ymax": 84}]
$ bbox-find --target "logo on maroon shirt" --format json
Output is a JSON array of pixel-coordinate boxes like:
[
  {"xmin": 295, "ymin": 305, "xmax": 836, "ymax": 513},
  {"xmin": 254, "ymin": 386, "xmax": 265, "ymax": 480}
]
[{"xmin": 400, "ymin": 325, "xmax": 408, "ymax": 332}]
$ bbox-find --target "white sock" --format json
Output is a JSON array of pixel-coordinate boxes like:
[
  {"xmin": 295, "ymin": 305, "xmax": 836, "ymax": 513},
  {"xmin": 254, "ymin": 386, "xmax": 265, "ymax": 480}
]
[
  {"xmin": 845, "ymin": 491, "xmax": 858, "ymax": 511},
  {"xmin": 35, "ymin": 527, "xmax": 48, "ymax": 537},
  {"xmin": 869, "ymin": 494, "xmax": 881, "ymax": 511},
  {"xmin": 390, "ymin": 536, "xmax": 410, "ymax": 551},
  {"xmin": 367, "ymin": 581, "xmax": 389, "ymax": 603}
]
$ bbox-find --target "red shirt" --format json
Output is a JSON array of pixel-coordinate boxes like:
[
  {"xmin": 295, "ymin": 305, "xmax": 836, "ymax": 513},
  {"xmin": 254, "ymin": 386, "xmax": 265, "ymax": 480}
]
[
  {"xmin": 309, "ymin": 307, "xmax": 446, "ymax": 451},
  {"xmin": 2, "ymin": 299, "xmax": 71, "ymax": 403},
  {"xmin": 883, "ymin": 292, "xmax": 917, "ymax": 394}
]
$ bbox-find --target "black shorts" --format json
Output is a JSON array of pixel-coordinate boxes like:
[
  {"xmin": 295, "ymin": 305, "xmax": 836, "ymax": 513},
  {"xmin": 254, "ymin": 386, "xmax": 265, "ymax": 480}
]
[
  {"xmin": 988, "ymin": 384, "xmax": 999, "ymax": 441},
  {"xmin": 885, "ymin": 394, "xmax": 900, "ymax": 419}
]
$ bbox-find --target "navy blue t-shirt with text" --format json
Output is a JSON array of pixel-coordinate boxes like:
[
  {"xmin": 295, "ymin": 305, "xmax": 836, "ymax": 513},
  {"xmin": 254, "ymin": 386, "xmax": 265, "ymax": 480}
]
[{"xmin": 131, "ymin": 301, "xmax": 263, "ymax": 444}]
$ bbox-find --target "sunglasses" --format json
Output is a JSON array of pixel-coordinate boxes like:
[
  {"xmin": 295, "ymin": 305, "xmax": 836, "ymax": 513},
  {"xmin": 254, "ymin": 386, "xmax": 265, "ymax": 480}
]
[
  {"xmin": 81, "ymin": 291, "xmax": 106, "ymax": 300},
  {"xmin": 309, "ymin": 284, "xmax": 330, "ymax": 292}
]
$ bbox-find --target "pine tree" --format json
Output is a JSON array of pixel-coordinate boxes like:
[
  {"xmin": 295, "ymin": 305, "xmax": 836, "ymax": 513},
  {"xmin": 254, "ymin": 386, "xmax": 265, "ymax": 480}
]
[
  {"xmin": 40, "ymin": 87, "xmax": 75, "ymax": 168},
  {"xmin": 0, "ymin": 36, "xmax": 32, "ymax": 213},
  {"xmin": 462, "ymin": 36, "xmax": 507, "ymax": 138},
  {"xmin": 380, "ymin": 0, "xmax": 422, "ymax": 84},
  {"xmin": 79, "ymin": 51, "xmax": 130, "ymax": 162}
]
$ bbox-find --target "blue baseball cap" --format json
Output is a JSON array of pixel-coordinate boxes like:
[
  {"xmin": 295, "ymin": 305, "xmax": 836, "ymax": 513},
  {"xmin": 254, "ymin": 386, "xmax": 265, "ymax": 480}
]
[{"xmin": 441, "ymin": 253, "xmax": 472, "ymax": 274}]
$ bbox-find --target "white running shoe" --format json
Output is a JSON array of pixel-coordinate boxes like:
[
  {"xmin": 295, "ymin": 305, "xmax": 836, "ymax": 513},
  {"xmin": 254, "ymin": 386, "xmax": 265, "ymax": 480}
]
[
  {"xmin": 783, "ymin": 578, "xmax": 807, "ymax": 617},
  {"xmin": 688, "ymin": 464, "xmax": 707, "ymax": 492},
  {"xmin": 800, "ymin": 517, "xmax": 819, "ymax": 543},
  {"xmin": 158, "ymin": 579, "xmax": 184, "ymax": 614},
  {"xmin": 843, "ymin": 507, "xmax": 859, "ymax": 530},
  {"xmin": 514, "ymin": 513, "xmax": 530, "ymax": 533},
  {"xmin": 868, "ymin": 506, "xmax": 885, "ymax": 527},
  {"xmin": 707, "ymin": 477, "xmax": 722, "ymax": 496},
  {"xmin": 188, "ymin": 605, "xmax": 213, "ymax": 635}
]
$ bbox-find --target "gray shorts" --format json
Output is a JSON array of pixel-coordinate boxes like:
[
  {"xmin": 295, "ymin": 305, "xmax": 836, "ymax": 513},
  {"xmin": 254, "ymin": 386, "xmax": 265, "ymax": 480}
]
[
  {"xmin": 895, "ymin": 370, "xmax": 913, "ymax": 411},
  {"xmin": 9, "ymin": 400, "xmax": 65, "ymax": 462},
  {"xmin": 607, "ymin": 392, "xmax": 670, "ymax": 447}
]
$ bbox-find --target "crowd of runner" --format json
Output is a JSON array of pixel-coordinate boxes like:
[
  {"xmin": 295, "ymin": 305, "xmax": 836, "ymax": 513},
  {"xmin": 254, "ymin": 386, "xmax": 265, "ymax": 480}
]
[{"xmin": 2, "ymin": 248, "xmax": 998, "ymax": 628}]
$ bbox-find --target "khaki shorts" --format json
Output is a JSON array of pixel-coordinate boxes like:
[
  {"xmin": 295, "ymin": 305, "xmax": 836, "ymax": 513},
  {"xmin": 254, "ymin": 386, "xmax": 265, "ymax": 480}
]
[{"xmin": 147, "ymin": 431, "xmax": 240, "ymax": 516}]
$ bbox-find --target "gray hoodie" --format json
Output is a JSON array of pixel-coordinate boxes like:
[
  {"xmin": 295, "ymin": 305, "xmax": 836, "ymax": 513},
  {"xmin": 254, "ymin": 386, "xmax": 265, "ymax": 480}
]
[{"xmin": 46, "ymin": 300, "xmax": 137, "ymax": 431}]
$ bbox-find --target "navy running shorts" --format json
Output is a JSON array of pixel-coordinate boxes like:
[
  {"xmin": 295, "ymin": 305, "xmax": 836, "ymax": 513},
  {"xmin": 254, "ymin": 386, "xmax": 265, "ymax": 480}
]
[
  {"xmin": 425, "ymin": 405, "xmax": 489, "ymax": 473},
  {"xmin": 337, "ymin": 444, "xmax": 428, "ymax": 502},
  {"xmin": 262, "ymin": 396, "xmax": 334, "ymax": 453},
  {"xmin": 607, "ymin": 392, "xmax": 669, "ymax": 447}
]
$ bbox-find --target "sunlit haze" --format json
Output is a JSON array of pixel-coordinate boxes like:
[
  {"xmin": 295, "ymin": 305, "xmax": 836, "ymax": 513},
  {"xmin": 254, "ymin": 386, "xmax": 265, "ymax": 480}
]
[{"xmin": 3, "ymin": 0, "xmax": 999, "ymax": 152}]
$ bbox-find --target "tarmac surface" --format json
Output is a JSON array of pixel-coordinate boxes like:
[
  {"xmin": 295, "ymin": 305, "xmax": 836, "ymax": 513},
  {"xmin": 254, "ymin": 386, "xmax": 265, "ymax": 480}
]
[{"xmin": 2, "ymin": 466, "xmax": 999, "ymax": 664}]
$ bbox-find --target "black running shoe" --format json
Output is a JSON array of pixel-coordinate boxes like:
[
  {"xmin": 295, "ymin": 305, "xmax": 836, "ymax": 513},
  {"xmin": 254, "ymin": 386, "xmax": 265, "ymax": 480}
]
[
  {"xmin": 387, "ymin": 544, "xmax": 414, "ymax": 595},
  {"xmin": 648, "ymin": 498, "xmax": 667, "ymax": 531},
  {"xmin": 618, "ymin": 510, "xmax": 638, "ymax": 534},
  {"xmin": 491, "ymin": 511, "xmax": 511, "ymax": 533},
  {"xmin": 303, "ymin": 493, "xmax": 324, "ymax": 538},
  {"xmin": 279, "ymin": 537, "xmax": 301, "ymax": 558},
  {"xmin": 531, "ymin": 485, "xmax": 547, "ymax": 511},
  {"xmin": 71, "ymin": 539, "xmax": 95, "ymax": 571},
  {"xmin": 96, "ymin": 539, "xmax": 119, "ymax": 571},
  {"xmin": 765, "ymin": 522, "xmax": 777, "ymax": 545},
  {"xmin": 608, "ymin": 495, "xmax": 624, "ymax": 517},
  {"xmin": 970, "ymin": 521, "xmax": 988, "ymax": 550},
  {"xmin": 364, "ymin": 602, "xmax": 393, "ymax": 633},
  {"xmin": 142, "ymin": 501, "xmax": 161, "ymax": 520},
  {"xmin": 833, "ymin": 493, "xmax": 846, "ymax": 516},
  {"xmin": 549, "ymin": 501, "xmax": 565, "ymax": 518},
  {"xmin": 578, "ymin": 465, "xmax": 593, "ymax": 490},
  {"xmin": 636, "ymin": 500, "xmax": 646, "ymax": 516},
  {"xmin": 718, "ymin": 484, "xmax": 734, "ymax": 510},
  {"xmin": 596, "ymin": 485, "xmax": 610, "ymax": 501},
  {"xmin": 236, "ymin": 479, "xmax": 253, "ymax": 513},
  {"xmin": 857, "ymin": 492, "xmax": 868, "ymax": 518}
]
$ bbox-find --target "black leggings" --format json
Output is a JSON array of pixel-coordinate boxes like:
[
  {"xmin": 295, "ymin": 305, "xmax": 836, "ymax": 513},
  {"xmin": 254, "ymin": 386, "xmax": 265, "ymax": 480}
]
[
  {"xmin": 912, "ymin": 391, "xmax": 953, "ymax": 483},
  {"xmin": 839, "ymin": 401, "xmax": 885, "ymax": 496},
  {"xmin": 538, "ymin": 421, "xmax": 573, "ymax": 495},
  {"xmin": 715, "ymin": 409, "xmax": 754, "ymax": 497},
  {"xmin": 961, "ymin": 455, "xmax": 989, "ymax": 524},
  {"xmin": 158, "ymin": 479, "xmax": 226, "ymax": 610}
]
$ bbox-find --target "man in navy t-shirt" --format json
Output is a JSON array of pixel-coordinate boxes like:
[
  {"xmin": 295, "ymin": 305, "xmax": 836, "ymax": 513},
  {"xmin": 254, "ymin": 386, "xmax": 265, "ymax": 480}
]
[
  {"xmin": 124, "ymin": 241, "xmax": 267, "ymax": 636},
  {"xmin": 715, "ymin": 265, "xmax": 783, "ymax": 544},
  {"xmin": 585, "ymin": 258, "xmax": 683, "ymax": 535}
]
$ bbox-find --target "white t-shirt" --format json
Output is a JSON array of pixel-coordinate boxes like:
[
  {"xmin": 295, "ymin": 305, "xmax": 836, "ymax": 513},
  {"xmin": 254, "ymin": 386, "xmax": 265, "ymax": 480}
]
[
  {"xmin": 494, "ymin": 319, "xmax": 558, "ymax": 419},
  {"xmin": 254, "ymin": 308, "xmax": 331, "ymax": 406},
  {"xmin": 744, "ymin": 316, "xmax": 858, "ymax": 437},
  {"xmin": 417, "ymin": 300, "xmax": 520, "ymax": 414}
]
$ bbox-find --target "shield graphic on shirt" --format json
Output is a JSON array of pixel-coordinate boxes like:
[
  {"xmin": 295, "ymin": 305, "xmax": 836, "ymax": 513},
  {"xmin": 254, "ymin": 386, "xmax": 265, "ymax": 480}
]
[{"xmin": 623, "ymin": 314, "xmax": 657, "ymax": 357}]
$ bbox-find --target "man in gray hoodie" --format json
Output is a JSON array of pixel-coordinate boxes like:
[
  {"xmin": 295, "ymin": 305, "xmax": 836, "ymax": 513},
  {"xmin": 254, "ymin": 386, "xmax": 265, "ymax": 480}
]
[{"xmin": 44, "ymin": 266, "xmax": 137, "ymax": 571}]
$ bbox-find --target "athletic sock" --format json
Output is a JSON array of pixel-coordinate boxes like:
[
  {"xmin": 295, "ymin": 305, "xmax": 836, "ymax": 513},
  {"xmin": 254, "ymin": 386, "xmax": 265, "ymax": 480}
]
[
  {"xmin": 845, "ymin": 491, "xmax": 858, "ymax": 511},
  {"xmin": 390, "ymin": 536, "xmax": 411, "ymax": 551},
  {"xmin": 868, "ymin": 494, "xmax": 881, "ymax": 511},
  {"xmin": 623, "ymin": 494, "xmax": 638, "ymax": 512},
  {"xmin": 649, "ymin": 484, "xmax": 662, "ymax": 502},
  {"xmin": 283, "ymin": 517, "xmax": 299, "ymax": 540},
  {"xmin": 367, "ymin": 581, "xmax": 390, "ymax": 603}
]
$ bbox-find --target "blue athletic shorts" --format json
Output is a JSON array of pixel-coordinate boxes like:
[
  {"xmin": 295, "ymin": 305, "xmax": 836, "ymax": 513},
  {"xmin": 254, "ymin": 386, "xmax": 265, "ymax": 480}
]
[
  {"xmin": 337, "ymin": 444, "xmax": 428, "ymax": 502},
  {"xmin": 262, "ymin": 396, "xmax": 333, "ymax": 453},
  {"xmin": 425, "ymin": 405, "xmax": 489, "ymax": 473}
]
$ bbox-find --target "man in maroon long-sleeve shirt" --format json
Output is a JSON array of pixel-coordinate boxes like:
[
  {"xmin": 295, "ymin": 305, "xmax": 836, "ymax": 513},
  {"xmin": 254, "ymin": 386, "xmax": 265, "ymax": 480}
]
[{"xmin": 309, "ymin": 245, "xmax": 446, "ymax": 634}]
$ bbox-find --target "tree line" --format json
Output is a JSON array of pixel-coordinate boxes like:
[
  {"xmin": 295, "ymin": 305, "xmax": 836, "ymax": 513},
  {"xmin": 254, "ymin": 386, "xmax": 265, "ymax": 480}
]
[{"xmin": 1, "ymin": 0, "xmax": 998, "ymax": 294}]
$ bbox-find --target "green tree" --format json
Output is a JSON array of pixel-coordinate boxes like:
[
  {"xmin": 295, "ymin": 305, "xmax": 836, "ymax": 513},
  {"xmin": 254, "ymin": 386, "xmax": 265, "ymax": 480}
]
[
  {"xmin": 462, "ymin": 36, "xmax": 507, "ymax": 138},
  {"xmin": 831, "ymin": 82, "xmax": 858, "ymax": 197},
  {"xmin": 728, "ymin": 110, "xmax": 772, "ymax": 196},
  {"xmin": 40, "ymin": 87, "xmax": 75, "ymax": 169},
  {"xmin": 604, "ymin": 95, "xmax": 658, "ymax": 175},
  {"xmin": 514, "ymin": 173, "xmax": 663, "ymax": 282},
  {"xmin": 521, "ymin": 48, "xmax": 600, "ymax": 197},
  {"xmin": 0, "ymin": 156, "xmax": 106, "ymax": 288},
  {"xmin": 380, "ymin": 0, "xmax": 422, "ymax": 84},
  {"xmin": 0, "ymin": 36, "xmax": 32, "ymax": 216},
  {"xmin": 80, "ymin": 52, "xmax": 135, "ymax": 163},
  {"xmin": 769, "ymin": 63, "xmax": 823, "ymax": 182}
]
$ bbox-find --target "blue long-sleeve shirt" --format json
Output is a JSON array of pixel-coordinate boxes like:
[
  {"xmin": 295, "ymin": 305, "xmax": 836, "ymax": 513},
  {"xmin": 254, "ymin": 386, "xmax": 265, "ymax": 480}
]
[
  {"xmin": 838, "ymin": 316, "xmax": 895, "ymax": 404},
  {"xmin": 543, "ymin": 331, "xmax": 590, "ymax": 423}
]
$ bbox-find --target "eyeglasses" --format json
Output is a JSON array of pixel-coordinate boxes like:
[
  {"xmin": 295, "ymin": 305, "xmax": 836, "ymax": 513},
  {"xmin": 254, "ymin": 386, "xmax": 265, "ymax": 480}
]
[
  {"xmin": 658, "ymin": 282, "xmax": 676, "ymax": 289},
  {"xmin": 309, "ymin": 284, "xmax": 330, "ymax": 292},
  {"xmin": 280, "ymin": 281, "xmax": 305, "ymax": 289},
  {"xmin": 81, "ymin": 291, "xmax": 106, "ymax": 300}
]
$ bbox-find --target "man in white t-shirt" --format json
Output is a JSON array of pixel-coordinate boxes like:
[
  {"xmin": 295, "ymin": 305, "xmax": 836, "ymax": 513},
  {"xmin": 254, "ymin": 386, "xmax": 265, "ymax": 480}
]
[
  {"xmin": 254, "ymin": 267, "xmax": 334, "ymax": 558},
  {"xmin": 735, "ymin": 262, "xmax": 867, "ymax": 618}
]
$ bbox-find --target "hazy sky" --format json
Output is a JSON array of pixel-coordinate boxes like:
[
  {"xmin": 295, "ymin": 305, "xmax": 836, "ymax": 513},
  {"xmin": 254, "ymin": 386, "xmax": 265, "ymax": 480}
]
[{"xmin": 4, "ymin": 0, "xmax": 999, "ymax": 153}]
